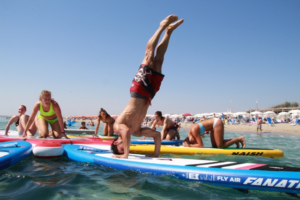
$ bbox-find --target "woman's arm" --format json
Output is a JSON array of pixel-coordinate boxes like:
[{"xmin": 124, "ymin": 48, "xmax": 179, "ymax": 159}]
[
  {"xmin": 161, "ymin": 118, "xmax": 168, "ymax": 140},
  {"xmin": 23, "ymin": 103, "xmax": 40, "ymax": 137},
  {"xmin": 52, "ymin": 102, "xmax": 69, "ymax": 139},
  {"xmin": 4, "ymin": 116, "xmax": 18, "ymax": 135},
  {"xmin": 150, "ymin": 120, "xmax": 157, "ymax": 130},
  {"xmin": 94, "ymin": 118, "xmax": 101, "ymax": 136}
]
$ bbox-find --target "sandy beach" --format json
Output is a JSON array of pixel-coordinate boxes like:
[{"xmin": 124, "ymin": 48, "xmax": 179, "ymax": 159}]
[
  {"xmin": 66, "ymin": 119, "xmax": 300, "ymax": 134},
  {"xmin": 179, "ymin": 122, "xmax": 300, "ymax": 134}
]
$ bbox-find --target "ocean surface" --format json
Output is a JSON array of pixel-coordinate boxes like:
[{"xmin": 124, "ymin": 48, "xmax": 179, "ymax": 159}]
[{"xmin": 0, "ymin": 117, "xmax": 300, "ymax": 199}]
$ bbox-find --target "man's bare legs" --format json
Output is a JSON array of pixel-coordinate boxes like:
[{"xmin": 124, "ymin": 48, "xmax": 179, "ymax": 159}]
[
  {"xmin": 153, "ymin": 19, "xmax": 184, "ymax": 73},
  {"xmin": 141, "ymin": 15, "xmax": 179, "ymax": 67}
]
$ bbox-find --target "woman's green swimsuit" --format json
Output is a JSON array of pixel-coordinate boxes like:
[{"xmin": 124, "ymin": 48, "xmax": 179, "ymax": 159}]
[{"xmin": 37, "ymin": 102, "xmax": 58, "ymax": 124}]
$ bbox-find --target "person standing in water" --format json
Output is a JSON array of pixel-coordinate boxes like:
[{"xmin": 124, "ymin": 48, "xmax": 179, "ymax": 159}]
[
  {"xmin": 141, "ymin": 111, "xmax": 180, "ymax": 140},
  {"xmin": 111, "ymin": 15, "xmax": 184, "ymax": 158},
  {"xmin": 257, "ymin": 117, "xmax": 262, "ymax": 134},
  {"xmin": 183, "ymin": 118, "xmax": 246, "ymax": 148},
  {"xmin": 4, "ymin": 105, "xmax": 37, "ymax": 136},
  {"xmin": 94, "ymin": 108, "xmax": 115, "ymax": 137},
  {"xmin": 23, "ymin": 90, "xmax": 69, "ymax": 138}
]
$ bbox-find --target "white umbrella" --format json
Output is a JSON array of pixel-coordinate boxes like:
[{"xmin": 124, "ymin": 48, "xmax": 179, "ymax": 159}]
[
  {"xmin": 223, "ymin": 112, "xmax": 233, "ymax": 116},
  {"xmin": 250, "ymin": 111, "xmax": 262, "ymax": 115},
  {"xmin": 277, "ymin": 112, "xmax": 289, "ymax": 118},
  {"xmin": 288, "ymin": 110, "xmax": 300, "ymax": 115},
  {"xmin": 163, "ymin": 114, "xmax": 171, "ymax": 117},
  {"xmin": 146, "ymin": 114, "xmax": 154, "ymax": 117},
  {"xmin": 263, "ymin": 111, "xmax": 277, "ymax": 118},
  {"xmin": 214, "ymin": 113, "xmax": 222, "ymax": 117},
  {"xmin": 170, "ymin": 114, "xmax": 181, "ymax": 118},
  {"xmin": 194, "ymin": 114, "xmax": 202, "ymax": 117}
]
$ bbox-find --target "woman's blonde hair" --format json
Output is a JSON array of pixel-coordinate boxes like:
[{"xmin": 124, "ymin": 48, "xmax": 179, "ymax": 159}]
[{"xmin": 39, "ymin": 90, "xmax": 52, "ymax": 100}]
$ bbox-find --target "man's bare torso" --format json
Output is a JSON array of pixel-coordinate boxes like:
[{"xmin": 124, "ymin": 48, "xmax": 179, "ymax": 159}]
[{"xmin": 114, "ymin": 98, "xmax": 149, "ymax": 136}]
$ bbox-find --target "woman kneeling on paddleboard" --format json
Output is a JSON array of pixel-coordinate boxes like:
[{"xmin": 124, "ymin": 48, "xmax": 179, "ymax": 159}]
[
  {"xmin": 183, "ymin": 118, "xmax": 246, "ymax": 148},
  {"xmin": 94, "ymin": 108, "xmax": 115, "ymax": 137},
  {"xmin": 23, "ymin": 90, "xmax": 69, "ymax": 139}
]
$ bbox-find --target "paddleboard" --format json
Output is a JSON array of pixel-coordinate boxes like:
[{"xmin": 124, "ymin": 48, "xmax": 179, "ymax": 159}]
[
  {"xmin": 67, "ymin": 134, "xmax": 117, "ymax": 140},
  {"xmin": 128, "ymin": 145, "xmax": 284, "ymax": 157},
  {"xmin": 0, "ymin": 141, "xmax": 32, "ymax": 171},
  {"xmin": 63, "ymin": 144, "xmax": 300, "ymax": 194},
  {"xmin": 0, "ymin": 131, "xmax": 112, "ymax": 158},
  {"xmin": 131, "ymin": 140, "xmax": 183, "ymax": 145},
  {"xmin": 64, "ymin": 129, "xmax": 94, "ymax": 135}
]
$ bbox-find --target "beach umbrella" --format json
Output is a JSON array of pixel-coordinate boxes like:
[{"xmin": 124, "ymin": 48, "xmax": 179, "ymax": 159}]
[
  {"xmin": 146, "ymin": 114, "xmax": 154, "ymax": 117},
  {"xmin": 182, "ymin": 113, "xmax": 192, "ymax": 116},
  {"xmin": 163, "ymin": 114, "xmax": 171, "ymax": 117},
  {"xmin": 214, "ymin": 113, "xmax": 222, "ymax": 117},
  {"xmin": 223, "ymin": 112, "xmax": 233, "ymax": 116},
  {"xmin": 277, "ymin": 112, "xmax": 289, "ymax": 118},
  {"xmin": 250, "ymin": 111, "xmax": 262, "ymax": 115},
  {"xmin": 170, "ymin": 114, "xmax": 182, "ymax": 118},
  {"xmin": 288, "ymin": 110, "xmax": 300, "ymax": 115},
  {"xmin": 263, "ymin": 111, "xmax": 277, "ymax": 118},
  {"xmin": 194, "ymin": 114, "xmax": 202, "ymax": 117}
]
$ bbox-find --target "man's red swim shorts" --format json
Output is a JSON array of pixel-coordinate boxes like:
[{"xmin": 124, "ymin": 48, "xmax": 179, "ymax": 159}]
[{"xmin": 130, "ymin": 65, "xmax": 164, "ymax": 104}]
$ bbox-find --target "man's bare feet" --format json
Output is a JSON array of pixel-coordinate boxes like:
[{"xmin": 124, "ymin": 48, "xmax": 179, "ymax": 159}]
[
  {"xmin": 160, "ymin": 15, "xmax": 178, "ymax": 28},
  {"xmin": 240, "ymin": 136, "xmax": 246, "ymax": 148},
  {"xmin": 166, "ymin": 19, "xmax": 184, "ymax": 34}
]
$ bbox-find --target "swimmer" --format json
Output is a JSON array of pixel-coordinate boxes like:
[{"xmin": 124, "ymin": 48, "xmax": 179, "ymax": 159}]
[
  {"xmin": 183, "ymin": 118, "xmax": 246, "ymax": 148},
  {"xmin": 141, "ymin": 111, "xmax": 180, "ymax": 141},
  {"xmin": 79, "ymin": 122, "xmax": 89, "ymax": 130},
  {"xmin": 111, "ymin": 15, "xmax": 184, "ymax": 158},
  {"xmin": 94, "ymin": 108, "xmax": 115, "ymax": 137},
  {"xmin": 4, "ymin": 105, "xmax": 37, "ymax": 136},
  {"xmin": 23, "ymin": 90, "xmax": 69, "ymax": 139}
]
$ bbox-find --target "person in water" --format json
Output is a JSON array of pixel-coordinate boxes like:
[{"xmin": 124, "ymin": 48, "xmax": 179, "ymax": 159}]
[
  {"xmin": 4, "ymin": 105, "xmax": 37, "ymax": 136},
  {"xmin": 79, "ymin": 122, "xmax": 89, "ymax": 130},
  {"xmin": 141, "ymin": 111, "xmax": 180, "ymax": 140},
  {"xmin": 111, "ymin": 15, "xmax": 184, "ymax": 158},
  {"xmin": 183, "ymin": 118, "xmax": 246, "ymax": 148},
  {"xmin": 23, "ymin": 90, "xmax": 69, "ymax": 139},
  {"xmin": 94, "ymin": 108, "xmax": 115, "ymax": 137}
]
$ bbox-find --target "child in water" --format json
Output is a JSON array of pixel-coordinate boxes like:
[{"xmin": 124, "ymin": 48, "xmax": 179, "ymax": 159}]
[{"xmin": 79, "ymin": 122, "xmax": 89, "ymax": 130}]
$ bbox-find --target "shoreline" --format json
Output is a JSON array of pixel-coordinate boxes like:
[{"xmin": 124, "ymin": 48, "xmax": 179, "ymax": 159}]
[{"xmin": 65, "ymin": 119, "xmax": 300, "ymax": 134}]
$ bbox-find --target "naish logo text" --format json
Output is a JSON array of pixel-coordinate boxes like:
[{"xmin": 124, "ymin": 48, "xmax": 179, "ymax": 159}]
[
  {"xmin": 244, "ymin": 177, "xmax": 300, "ymax": 189},
  {"xmin": 232, "ymin": 152, "xmax": 263, "ymax": 156}
]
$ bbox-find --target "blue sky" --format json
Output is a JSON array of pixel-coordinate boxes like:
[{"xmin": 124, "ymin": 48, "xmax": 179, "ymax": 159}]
[{"xmin": 0, "ymin": 0, "xmax": 299, "ymax": 116}]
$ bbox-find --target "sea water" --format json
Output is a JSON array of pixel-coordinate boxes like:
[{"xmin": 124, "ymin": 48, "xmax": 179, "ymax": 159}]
[{"xmin": 0, "ymin": 117, "xmax": 300, "ymax": 199}]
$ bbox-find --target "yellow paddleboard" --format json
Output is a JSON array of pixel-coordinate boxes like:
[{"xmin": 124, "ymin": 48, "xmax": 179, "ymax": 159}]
[{"xmin": 129, "ymin": 145, "xmax": 284, "ymax": 157}]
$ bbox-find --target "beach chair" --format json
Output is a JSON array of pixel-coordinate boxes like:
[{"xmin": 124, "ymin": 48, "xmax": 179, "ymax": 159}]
[
  {"xmin": 267, "ymin": 118, "xmax": 275, "ymax": 127},
  {"xmin": 290, "ymin": 119, "xmax": 300, "ymax": 126},
  {"xmin": 231, "ymin": 119, "xmax": 239, "ymax": 125}
]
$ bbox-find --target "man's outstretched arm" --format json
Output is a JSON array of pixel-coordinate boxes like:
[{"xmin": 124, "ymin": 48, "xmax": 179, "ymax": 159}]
[{"xmin": 113, "ymin": 124, "xmax": 130, "ymax": 159}]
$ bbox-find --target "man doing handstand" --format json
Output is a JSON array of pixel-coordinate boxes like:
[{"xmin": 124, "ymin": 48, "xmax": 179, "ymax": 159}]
[{"xmin": 111, "ymin": 15, "xmax": 184, "ymax": 158}]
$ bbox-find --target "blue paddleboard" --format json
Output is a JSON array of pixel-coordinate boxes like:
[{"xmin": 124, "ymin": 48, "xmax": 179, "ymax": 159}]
[
  {"xmin": 63, "ymin": 144, "xmax": 300, "ymax": 194},
  {"xmin": 0, "ymin": 141, "xmax": 32, "ymax": 171}
]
